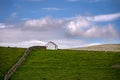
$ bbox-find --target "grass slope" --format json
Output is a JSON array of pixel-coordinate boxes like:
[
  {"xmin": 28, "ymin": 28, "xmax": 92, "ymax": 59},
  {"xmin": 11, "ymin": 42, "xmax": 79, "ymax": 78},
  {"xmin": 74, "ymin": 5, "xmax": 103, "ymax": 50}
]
[
  {"xmin": 11, "ymin": 49, "xmax": 120, "ymax": 80},
  {"xmin": 0, "ymin": 47, "xmax": 26, "ymax": 80},
  {"xmin": 71, "ymin": 44, "xmax": 120, "ymax": 52}
]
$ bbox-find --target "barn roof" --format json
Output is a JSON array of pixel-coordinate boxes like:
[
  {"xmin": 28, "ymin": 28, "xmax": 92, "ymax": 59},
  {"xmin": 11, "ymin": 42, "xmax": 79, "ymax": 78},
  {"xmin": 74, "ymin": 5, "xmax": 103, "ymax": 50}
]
[{"xmin": 47, "ymin": 41, "xmax": 57, "ymax": 46}]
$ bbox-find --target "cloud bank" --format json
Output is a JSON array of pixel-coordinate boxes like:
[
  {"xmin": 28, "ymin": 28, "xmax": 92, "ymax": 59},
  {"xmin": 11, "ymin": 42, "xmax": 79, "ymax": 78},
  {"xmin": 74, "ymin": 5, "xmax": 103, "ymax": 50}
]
[
  {"xmin": 0, "ymin": 40, "xmax": 46, "ymax": 48},
  {"xmin": 24, "ymin": 17, "xmax": 64, "ymax": 30},
  {"xmin": 66, "ymin": 16, "xmax": 119, "ymax": 38},
  {"xmin": 0, "ymin": 13, "xmax": 120, "ymax": 48},
  {"xmin": 0, "ymin": 23, "xmax": 6, "ymax": 29},
  {"xmin": 87, "ymin": 13, "xmax": 120, "ymax": 22}
]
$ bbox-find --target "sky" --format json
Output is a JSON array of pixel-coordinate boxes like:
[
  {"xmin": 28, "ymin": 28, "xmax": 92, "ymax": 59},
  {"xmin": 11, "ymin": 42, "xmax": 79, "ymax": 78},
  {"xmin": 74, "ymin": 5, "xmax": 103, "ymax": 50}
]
[{"xmin": 0, "ymin": 0, "xmax": 120, "ymax": 49}]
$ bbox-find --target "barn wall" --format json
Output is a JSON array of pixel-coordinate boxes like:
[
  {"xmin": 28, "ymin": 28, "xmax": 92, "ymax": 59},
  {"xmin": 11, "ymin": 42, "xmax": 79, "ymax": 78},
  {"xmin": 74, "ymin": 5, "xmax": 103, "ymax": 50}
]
[{"xmin": 46, "ymin": 43, "xmax": 58, "ymax": 50}]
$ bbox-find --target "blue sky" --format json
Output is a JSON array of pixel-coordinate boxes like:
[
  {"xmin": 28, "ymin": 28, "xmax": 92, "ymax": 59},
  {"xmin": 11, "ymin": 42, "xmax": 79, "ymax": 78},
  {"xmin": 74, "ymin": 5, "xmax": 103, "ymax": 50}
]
[{"xmin": 0, "ymin": 0, "xmax": 120, "ymax": 48}]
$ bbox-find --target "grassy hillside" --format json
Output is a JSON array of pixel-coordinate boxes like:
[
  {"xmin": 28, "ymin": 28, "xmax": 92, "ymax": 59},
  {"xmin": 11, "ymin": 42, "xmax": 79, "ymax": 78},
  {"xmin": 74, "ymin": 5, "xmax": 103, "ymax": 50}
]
[
  {"xmin": 71, "ymin": 44, "xmax": 120, "ymax": 52},
  {"xmin": 11, "ymin": 49, "xmax": 120, "ymax": 80},
  {"xmin": 0, "ymin": 47, "xmax": 26, "ymax": 80}
]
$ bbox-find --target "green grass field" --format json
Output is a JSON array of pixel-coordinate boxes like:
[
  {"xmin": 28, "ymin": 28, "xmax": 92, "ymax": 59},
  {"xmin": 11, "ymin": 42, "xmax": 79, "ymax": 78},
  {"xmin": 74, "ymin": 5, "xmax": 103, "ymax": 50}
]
[
  {"xmin": 0, "ymin": 47, "xmax": 26, "ymax": 80},
  {"xmin": 10, "ymin": 49, "xmax": 120, "ymax": 80}
]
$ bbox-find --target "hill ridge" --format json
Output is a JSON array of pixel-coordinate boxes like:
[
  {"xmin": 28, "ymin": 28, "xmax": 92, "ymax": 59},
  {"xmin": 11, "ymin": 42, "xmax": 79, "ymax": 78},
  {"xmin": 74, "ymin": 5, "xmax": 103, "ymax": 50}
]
[{"xmin": 70, "ymin": 44, "xmax": 120, "ymax": 52}]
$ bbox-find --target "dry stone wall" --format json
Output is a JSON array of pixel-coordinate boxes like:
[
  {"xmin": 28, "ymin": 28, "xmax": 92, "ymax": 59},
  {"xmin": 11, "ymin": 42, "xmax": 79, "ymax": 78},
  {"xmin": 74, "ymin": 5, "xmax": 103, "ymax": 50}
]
[{"xmin": 4, "ymin": 46, "xmax": 46, "ymax": 80}]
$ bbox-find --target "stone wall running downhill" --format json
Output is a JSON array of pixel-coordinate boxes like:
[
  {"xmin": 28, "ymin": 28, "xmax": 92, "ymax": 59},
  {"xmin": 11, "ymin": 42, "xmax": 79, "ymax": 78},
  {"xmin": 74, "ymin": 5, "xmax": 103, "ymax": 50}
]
[{"xmin": 4, "ymin": 46, "xmax": 46, "ymax": 80}]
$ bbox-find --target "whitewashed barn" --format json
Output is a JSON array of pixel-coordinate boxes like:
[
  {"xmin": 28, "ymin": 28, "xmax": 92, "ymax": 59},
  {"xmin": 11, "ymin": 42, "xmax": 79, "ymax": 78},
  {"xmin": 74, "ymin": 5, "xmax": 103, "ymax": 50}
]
[{"xmin": 46, "ymin": 41, "xmax": 58, "ymax": 50}]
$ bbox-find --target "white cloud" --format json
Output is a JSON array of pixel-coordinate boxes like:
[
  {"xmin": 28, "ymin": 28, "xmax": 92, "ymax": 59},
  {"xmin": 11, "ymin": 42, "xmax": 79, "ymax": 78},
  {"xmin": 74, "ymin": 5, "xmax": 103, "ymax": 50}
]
[
  {"xmin": 53, "ymin": 39, "xmax": 85, "ymax": 49},
  {"xmin": 66, "ymin": 16, "xmax": 90, "ymax": 35},
  {"xmin": 0, "ymin": 40, "xmax": 46, "ymax": 48},
  {"xmin": 84, "ymin": 24, "xmax": 118, "ymax": 38},
  {"xmin": 0, "ymin": 23, "xmax": 14, "ymax": 29},
  {"xmin": 24, "ymin": 17, "xmax": 64, "ymax": 30},
  {"xmin": 0, "ymin": 28, "xmax": 24, "ymax": 42},
  {"xmin": 0, "ymin": 23, "xmax": 6, "ymax": 29},
  {"xmin": 66, "ymin": 16, "xmax": 119, "ymax": 38},
  {"xmin": 42, "ymin": 8, "xmax": 63, "ymax": 11},
  {"xmin": 87, "ymin": 13, "xmax": 120, "ymax": 22}
]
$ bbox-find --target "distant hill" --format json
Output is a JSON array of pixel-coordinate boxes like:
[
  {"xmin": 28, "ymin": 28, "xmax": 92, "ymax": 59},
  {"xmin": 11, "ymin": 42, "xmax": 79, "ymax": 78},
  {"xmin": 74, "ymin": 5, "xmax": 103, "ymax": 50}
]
[{"xmin": 70, "ymin": 44, "xmax": 120, "ymax": 52}]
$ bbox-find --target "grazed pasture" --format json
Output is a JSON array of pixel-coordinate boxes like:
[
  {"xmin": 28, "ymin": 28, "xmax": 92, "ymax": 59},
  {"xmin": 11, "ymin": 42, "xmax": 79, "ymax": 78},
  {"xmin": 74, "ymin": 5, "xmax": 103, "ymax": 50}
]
[
  {"xmin": 10, "ymin": 49, "xmax": 120, "ymax": 80},
  {"xmin": 0, "ymin": 47, "xmax": 25, "ymax": 80}
]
